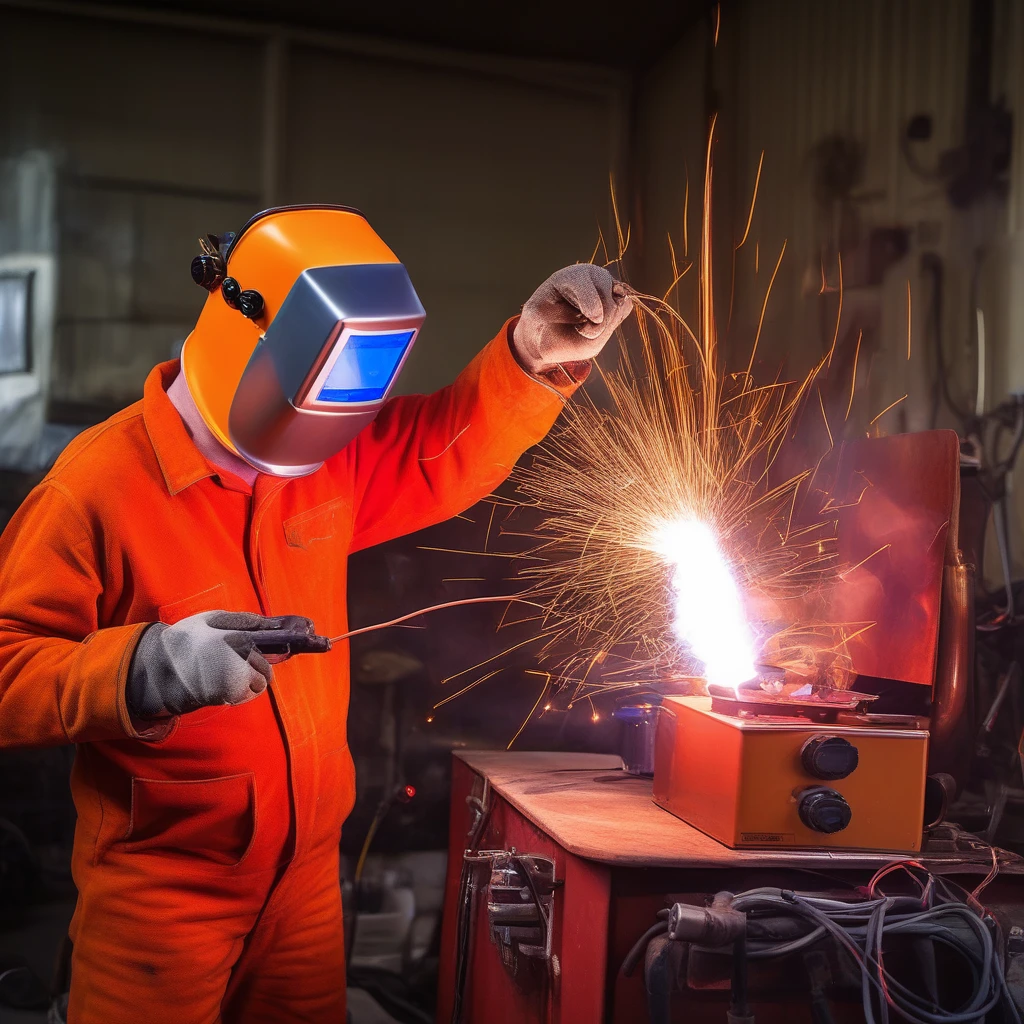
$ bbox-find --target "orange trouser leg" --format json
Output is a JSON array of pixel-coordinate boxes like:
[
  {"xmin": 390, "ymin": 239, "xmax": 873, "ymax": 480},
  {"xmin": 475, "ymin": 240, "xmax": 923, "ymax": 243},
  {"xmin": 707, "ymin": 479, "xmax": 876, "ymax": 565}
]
[
  {"xmin": 222, "ymin": 851, "xmax": 346, "ymax": 1024},
  {"xmin": 67, "ymin": 854, "xmax": 280, "ymax": 1024}
]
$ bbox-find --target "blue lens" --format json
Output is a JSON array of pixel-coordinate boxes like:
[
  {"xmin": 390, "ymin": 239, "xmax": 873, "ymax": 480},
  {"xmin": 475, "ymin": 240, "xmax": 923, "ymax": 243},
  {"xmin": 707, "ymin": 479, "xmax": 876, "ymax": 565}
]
[{"xmin": 316, "ymin": 329, "xmax": 415, "ymax": 403}]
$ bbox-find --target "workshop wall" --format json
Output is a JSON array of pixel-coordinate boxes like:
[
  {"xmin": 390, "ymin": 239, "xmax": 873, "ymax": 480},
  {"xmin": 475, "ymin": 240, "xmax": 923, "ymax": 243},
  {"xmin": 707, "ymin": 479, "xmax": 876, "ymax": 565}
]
[
  {"xmin": 0, "ymin": 5, "xmax": 625, "ymax": 425},
  {"xmin": 636, "ymin": 0, "xmax": 1024, "ymax": 576}
]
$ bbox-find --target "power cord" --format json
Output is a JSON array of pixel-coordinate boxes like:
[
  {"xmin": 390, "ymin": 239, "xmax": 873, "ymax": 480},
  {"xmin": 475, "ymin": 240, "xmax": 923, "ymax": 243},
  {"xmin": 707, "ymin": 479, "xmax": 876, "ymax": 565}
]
[{"xmin": 619, "ymin": 863, "xmax": 1021, "ymax": 1024}]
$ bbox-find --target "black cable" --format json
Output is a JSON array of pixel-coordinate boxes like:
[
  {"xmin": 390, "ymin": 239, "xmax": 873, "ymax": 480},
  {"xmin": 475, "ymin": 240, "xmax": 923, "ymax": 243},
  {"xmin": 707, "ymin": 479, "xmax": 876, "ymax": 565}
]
[
  {"xmin": 620, "ymin": 921, "xmax": 669, "ymax": 978},
  {"xmin": 805, "ymin": 950, "xmax": 838, "ymax": 1024},
  {"xmin": 451, "ymin": 794, "xmax": 492, "ymax": 1024},
  {"xmin": 508, "ymin": 854, "xmax": 552, "ymax": 1014},
  {"xmin": 620, "ymin": 880, "xmax": 1021, "ymax": 1024},
  {"xmin": 509, "ymin": 854, "xmax": 549, "ymax": 954},
  {"xmin": 730, "ymin": 936, "xmax": 751, "ymax": 1018}
]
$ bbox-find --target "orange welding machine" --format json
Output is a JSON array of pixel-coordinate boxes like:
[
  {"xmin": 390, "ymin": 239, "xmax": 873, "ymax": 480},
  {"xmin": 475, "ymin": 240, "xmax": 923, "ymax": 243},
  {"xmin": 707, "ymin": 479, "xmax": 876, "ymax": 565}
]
[{"xmin": 652, "ymin": 430, "xmax": 971, "ymax": 853}]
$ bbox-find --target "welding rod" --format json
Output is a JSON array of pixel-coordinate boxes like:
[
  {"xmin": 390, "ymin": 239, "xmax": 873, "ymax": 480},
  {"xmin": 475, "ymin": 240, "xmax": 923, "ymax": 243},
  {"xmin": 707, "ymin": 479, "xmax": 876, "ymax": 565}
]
[{"xmin": 327, "ymin": 594, "xmax": 547, "ymax": 644}]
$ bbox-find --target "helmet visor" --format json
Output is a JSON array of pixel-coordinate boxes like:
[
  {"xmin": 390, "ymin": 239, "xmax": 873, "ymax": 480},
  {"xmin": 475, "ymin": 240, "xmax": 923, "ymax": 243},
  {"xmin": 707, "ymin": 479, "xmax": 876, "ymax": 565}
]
[{"xmin": 301, "ymin": 322, "xmax": 418, "ymax": 409}]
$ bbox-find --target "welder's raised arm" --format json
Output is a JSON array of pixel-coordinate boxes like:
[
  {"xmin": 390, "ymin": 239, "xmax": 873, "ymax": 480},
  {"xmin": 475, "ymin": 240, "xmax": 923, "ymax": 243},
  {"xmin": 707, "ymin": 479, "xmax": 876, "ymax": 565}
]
[
  {"xmin": 0, "ymin": 483, "xmax": 148, "ymax": 747},
  {"xmin": 344, "ymin": 318, "xmax": 578, "ymax": 552}
]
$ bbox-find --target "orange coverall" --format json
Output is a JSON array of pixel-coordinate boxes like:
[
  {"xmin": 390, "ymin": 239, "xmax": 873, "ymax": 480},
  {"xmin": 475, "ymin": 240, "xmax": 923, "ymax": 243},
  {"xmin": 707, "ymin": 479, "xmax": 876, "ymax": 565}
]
[{"xmin": 0, "ymin": 322, "xmax": 574, "ymax": 1023}]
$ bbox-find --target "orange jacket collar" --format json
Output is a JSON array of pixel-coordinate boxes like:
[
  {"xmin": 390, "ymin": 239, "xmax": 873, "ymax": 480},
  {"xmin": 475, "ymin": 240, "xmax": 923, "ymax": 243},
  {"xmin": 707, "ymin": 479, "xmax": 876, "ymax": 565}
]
[{"xmin": 143, "ymin": 360, "xmax": 219, "ymax": 497}]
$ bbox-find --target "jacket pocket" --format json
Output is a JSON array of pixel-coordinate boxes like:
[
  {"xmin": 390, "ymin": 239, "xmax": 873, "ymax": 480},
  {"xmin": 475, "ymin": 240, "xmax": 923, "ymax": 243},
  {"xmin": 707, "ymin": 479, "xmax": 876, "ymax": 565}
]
[
  {"xmin": 284, "ymin": 499, "xmax": 347, "ymax": 549},
  {"xmin": 120, "ymin": 773, "xmax": 256, "ymax": 866},
  {"xmin": 158, "ymin": 583, "xmax": 228, "ymax": 625}
]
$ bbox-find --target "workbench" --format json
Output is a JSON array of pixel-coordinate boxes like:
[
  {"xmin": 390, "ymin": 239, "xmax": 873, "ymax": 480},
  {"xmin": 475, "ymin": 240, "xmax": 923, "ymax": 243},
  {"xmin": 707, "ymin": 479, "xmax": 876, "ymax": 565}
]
[{"xmin": 436, "ymin": 751, "xmax": 1024, "ymax": 1024}]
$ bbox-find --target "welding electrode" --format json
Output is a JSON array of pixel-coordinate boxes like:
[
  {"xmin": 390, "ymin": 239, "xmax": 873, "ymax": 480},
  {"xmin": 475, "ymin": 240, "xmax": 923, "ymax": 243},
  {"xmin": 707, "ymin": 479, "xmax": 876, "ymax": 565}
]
[{"xmin": 262, "ymin": 594, "xmax": 547, "ymax": 658}]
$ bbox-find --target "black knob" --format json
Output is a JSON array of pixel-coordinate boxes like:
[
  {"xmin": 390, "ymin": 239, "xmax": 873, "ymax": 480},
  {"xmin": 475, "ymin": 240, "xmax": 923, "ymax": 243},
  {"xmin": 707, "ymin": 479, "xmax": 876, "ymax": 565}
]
[
  {"xmin": 221, "ymin": 276, "xmax": 242, "ymax": 308},
  {"xmin": 191, "ymin": 253, "xmax": 224, "ymax": 290},
  {"xmin": 237, "ymin": 289, "xmax": 265, "ymax": 320},
  {"xmin": 798, "ymin": 786, "xmax": 851, "ymax": 834},
  {"xmin": 801, "ymin": 735, "xmax": 859, "ymax": 780}
]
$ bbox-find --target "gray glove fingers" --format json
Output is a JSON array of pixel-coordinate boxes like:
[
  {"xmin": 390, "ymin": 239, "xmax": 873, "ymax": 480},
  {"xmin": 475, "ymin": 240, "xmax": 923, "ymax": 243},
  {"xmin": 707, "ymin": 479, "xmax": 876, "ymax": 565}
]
[
  {"xmin": 206, "ymin": 611, "xmax": 315, "ymax": 636},
  {"xmin": 245, "ymin": 648, "xmax": 273, "ymax": 689},
  {"xmin": 585, "ymin": 266, "xmax": 631, "ymax": 334},
  {"xmin": 203, "ymin": 647, "xmax": 271, "ymax": 706},
  {"xmin": 261, "ymin": 615, "xmax": 316, "ymax": 634},
  {"xmin": 604, "ymin": 286, "xmax": 634, "ymax": 335},
  {"xmin": 205, "ymin": 610, "xmax": 279, "ymax": 632},
  {"xmin": 558, "ymin": 266, "xmax": 631, "ymax": 340},
  {"xmin": 514, "ymin": 263, "xmax": 633, "ymax": 375},
  {"xmin": 553, "ymin": 268, "xmax": 607, "ymax": 328},
  {"xmin": 126, "ymin": 611, "xmax": 283, "ymax": 720}
]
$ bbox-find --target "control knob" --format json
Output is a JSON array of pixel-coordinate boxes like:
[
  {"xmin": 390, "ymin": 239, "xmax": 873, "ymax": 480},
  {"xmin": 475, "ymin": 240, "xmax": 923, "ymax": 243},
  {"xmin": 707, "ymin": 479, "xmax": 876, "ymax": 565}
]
[
  {"xmin": 798, "ymin": 786, "xmax": 852, "ymax": 834},
  {"xmin": 801, "ymin": 735, "xmax": 859, "ymax": 780}
]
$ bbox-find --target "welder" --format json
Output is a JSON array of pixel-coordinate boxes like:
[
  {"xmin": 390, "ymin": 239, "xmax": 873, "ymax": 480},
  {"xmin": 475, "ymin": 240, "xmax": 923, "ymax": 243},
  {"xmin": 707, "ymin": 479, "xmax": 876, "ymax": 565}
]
[{"xmin": 0, "ymin": 205, "xmax": 632, "ymax": 1023}]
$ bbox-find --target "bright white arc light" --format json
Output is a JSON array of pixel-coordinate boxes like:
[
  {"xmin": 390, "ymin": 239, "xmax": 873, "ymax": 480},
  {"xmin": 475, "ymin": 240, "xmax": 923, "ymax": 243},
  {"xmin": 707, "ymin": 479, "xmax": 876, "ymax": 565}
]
[{"xmin": 651, "ymin": 518, "xmax": 757, "ymax": 689}]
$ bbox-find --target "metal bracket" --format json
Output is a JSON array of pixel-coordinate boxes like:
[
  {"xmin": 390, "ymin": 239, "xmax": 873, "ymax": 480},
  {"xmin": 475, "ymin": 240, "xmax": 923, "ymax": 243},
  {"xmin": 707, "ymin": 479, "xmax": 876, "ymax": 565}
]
[{"xmin": 465, "ymin": 847, "xmax": 560, "ymax": 976}]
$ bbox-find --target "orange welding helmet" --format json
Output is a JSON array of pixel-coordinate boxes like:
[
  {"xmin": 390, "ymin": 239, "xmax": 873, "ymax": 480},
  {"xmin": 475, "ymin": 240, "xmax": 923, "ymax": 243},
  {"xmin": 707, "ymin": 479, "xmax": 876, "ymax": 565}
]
[{"xmin": 181, "ymin": 205, "xmax": 425, "ymax": 476}]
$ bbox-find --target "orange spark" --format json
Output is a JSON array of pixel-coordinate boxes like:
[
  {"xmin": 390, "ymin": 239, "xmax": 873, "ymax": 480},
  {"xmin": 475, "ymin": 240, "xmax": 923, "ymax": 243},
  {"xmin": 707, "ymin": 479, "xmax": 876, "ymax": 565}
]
[
  {"xmin": 906, "ymin": 279, "xmax": 912, "ymax": 360},
  {"xmin": 845, "ymin": 329, "xmax": 863, "ymax": 422},
  {"xmin": 736, "ymin": 150, "xmax": 764, "ymax": 250},
  {"xmin": 683, "ymin": 162, "xmax": 689, "ymax": 257},
  {"xmin": 508, "ymin": 120, "xmax": 859, "ymax": 694},
  {"xmin": 817, "ymin": 388, "xmax": 834, "ymax": 449},
  {"xmin": 870, "ymin": 393, "xmax": 908, "ymax": 426},
  {"xmin": 827, "ymin": 252, "xmax": 843, "ymax": 368},
  {"xmin": 432, "ymin": 669, "xmax": 502, "ymax": 710},
  {"xmin": 508, "ymin": 675, "xmax": 551, "ymax": 749},
  {"xmin": 747, "ymin": 240, "xmax": 787, "ymax": 378},
  {"xmin": 839, "ymin": 544, "xmax": 892, "ymax": 579}
]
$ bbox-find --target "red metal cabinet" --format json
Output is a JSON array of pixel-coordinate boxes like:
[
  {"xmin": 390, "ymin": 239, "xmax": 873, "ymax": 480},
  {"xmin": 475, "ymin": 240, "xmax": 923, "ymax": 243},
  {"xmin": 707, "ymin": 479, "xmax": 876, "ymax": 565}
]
[{"xmin": 437, "ymin": 752, "xmax": 1023, "ymax": 1024}]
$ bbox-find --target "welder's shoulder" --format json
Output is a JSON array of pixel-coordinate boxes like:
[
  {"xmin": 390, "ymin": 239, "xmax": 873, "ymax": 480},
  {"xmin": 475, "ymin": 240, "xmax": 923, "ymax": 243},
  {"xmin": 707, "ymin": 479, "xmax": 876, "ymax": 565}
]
[{"xmin": 42, "ymin": 400, "xmax": 158, "ymax": 501}]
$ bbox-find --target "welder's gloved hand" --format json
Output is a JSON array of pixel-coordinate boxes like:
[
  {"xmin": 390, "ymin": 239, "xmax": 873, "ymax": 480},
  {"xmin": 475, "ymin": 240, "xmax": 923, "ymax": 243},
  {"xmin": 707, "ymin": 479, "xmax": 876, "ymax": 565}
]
[
  {"xmin": 513, "ymin": 263, "xmax": 633, "ymax": 376},
  {"xmin": 126, "ymin": 610, "xmax": 315, "ymax": 720}
]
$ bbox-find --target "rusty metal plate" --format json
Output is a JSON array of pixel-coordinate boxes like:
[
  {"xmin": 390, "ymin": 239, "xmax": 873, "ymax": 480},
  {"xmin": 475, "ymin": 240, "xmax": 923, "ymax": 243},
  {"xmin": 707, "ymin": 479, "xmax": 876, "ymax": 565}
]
[{"xmin": 824, "ymin": 430, "xmax": 960, "ymax": 688}]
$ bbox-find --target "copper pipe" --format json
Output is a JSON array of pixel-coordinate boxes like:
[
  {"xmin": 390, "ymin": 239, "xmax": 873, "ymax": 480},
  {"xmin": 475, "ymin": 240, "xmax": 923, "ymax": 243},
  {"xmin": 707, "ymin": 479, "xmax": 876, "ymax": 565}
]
[{"xmin": 928, "ymin": 560, "xmax": 975, "ymax": 793}]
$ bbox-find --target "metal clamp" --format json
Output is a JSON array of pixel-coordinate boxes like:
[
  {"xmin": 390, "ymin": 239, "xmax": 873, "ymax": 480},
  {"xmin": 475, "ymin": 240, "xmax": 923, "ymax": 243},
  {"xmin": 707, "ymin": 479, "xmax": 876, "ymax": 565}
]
[{"xmin": 464, "ymin": 847, "xmax": 560, "ymax": 974}]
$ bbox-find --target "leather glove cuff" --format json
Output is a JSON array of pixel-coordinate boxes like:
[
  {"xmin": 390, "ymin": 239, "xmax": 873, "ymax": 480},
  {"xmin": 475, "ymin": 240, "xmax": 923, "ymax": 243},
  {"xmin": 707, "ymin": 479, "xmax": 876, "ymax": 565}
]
[{"xmin": 535, "ymin": 360, "xmax": 593, "ymax": 388}]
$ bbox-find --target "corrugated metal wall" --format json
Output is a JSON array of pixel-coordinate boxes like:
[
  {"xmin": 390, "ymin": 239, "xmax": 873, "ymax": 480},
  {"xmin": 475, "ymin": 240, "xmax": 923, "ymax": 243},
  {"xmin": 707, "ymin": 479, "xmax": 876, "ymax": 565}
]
[
  {"xmin": 728, "ymin": 0, "xmax": 976, "ymax": 434},
  {"xmin": 639, "ymin": 0, "xmax": 1024, "ymax": 571}
]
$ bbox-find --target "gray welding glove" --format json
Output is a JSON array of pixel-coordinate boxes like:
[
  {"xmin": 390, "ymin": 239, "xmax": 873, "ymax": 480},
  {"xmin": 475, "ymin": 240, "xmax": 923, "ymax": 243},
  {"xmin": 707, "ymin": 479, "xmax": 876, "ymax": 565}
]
[
  {"xmin": 513, "ymin": 264, "xmax": 633, "ymax": 376},
  {"xmin": 126, "ymin": 610, "xmax": 314, "ymax": 719}
]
